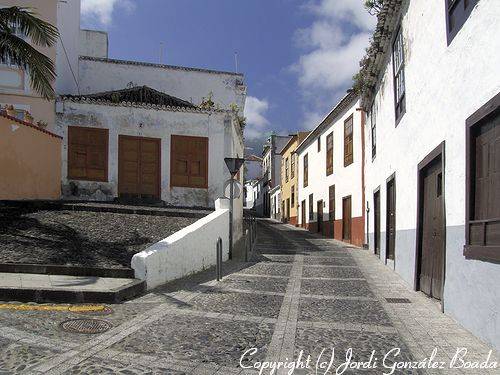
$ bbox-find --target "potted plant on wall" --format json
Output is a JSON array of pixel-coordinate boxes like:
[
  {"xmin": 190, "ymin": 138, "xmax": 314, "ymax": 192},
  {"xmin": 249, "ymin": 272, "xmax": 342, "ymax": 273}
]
[
  {"xmin": 5, "ymin": 104, "xmax": 16, "ymax": 117},
  {"xmin": 36, "ymin": 120, "xmax": 48, "ymax": 129},
  {"xmin": 24, "ymin": 111, "xmax": 33, "ymax": 123}
]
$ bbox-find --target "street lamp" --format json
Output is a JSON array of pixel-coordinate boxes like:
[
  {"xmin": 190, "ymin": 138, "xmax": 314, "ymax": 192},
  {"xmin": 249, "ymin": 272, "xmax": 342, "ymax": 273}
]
[{"xmin": 224, "ymin": 157, "xmax": 245, "ymax": 259}]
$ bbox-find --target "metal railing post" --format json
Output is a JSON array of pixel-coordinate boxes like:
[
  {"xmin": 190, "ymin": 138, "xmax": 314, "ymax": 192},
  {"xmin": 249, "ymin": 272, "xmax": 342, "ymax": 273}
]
[
  {"xmin": 216, "ymin": 237, "xmax": 222, "ymax": 281},
  {"xmin": 245, "ymin": 229, "xmax": 250, "ymax": 262}
]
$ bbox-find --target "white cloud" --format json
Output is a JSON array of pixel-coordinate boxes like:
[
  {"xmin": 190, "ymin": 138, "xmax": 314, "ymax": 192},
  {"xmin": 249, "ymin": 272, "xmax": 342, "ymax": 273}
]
[
  {"xmin": 292, "ymin": 0, "xmax": 375, "ymax": 127},
  {"xmin": 244, "ymin": 96, "xmax": 271, "ymax": 140},
  {"xmin": 81, "ymin": 0, "xmax": 135, "ymax": 26}
]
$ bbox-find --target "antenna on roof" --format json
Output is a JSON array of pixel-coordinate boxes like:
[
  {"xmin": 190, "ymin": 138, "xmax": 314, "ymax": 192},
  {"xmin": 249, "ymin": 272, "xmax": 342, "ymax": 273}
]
[
  {"xmin": 234, "ymin": 52, "xmax": 239, "ymax": 73},
  {"xmin": 159, "ymin": 42, "xmax": 164, "ymax": 64}
]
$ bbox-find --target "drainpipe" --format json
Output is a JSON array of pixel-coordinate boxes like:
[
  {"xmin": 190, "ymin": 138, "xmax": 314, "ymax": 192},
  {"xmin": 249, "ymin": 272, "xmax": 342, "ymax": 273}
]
[{"xmin": 357, "ymin": 108, "xmax": 368, "ymax": 249}]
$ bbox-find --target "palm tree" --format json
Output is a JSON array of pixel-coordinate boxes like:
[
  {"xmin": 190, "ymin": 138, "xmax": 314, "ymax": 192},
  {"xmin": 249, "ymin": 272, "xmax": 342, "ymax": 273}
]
[{"xmin": 0, "ymin": 6, "xmax": 59, "ymax": 100}]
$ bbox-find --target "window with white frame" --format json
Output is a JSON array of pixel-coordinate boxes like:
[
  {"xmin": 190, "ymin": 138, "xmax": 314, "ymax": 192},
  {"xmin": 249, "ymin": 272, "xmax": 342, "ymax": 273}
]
[{"xmin": 392, "ymin": 27, "xmax": 406, "ymax": 122}]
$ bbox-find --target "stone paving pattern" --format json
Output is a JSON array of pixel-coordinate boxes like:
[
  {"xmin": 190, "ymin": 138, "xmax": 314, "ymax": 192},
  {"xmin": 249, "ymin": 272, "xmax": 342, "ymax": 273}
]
[{"xmin": 0, "ymin": 219, "xmax": 497, "ymax": 374}]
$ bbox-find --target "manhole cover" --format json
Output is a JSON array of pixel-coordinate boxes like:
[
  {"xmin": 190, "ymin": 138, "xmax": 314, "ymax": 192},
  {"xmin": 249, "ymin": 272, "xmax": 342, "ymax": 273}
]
[
  {"xmin": 60, "ymin": 318, "xmax": 112, "ymax": 334},
  {"xmin": 385, "ymin": 298, "xmax": 411, "ymax": 304}
]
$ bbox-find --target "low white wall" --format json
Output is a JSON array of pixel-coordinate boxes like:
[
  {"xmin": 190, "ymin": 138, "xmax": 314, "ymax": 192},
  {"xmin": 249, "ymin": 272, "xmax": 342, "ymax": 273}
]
[{"xmin": 131, "ymin": 198, "xmax": 230, "ymax": 289}]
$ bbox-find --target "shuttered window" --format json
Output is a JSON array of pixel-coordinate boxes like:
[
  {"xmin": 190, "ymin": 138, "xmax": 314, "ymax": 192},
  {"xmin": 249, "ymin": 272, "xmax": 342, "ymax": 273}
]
[
  {"xmin": 291, "ymin": 185, "xmax": 295, "ymax": 207},
  {"xmin": 326, "ymin": 132, "xmax": 333, "ymax": 175},
  {"xmin": 170, "ymin": 135, "xmax": 208, "ymax": 188},
  {"xmin": 285, "ymin": 157, "xmax": 289, "ymax": 182},
  {"xmin": 303, "ymin": 153, "xmax": 308, "ymax": 187},
  {"xmin": 371, "ymin": 103, "xmax": 377, "ymax": 158},
  {"xmin": 464, "ymin": 92, "xmax": 500, "ymax": 263},
  {"xmin": 291, "ymin": 154, "xmax": 295, "ymax": 179},
  {"xmin": 68, "ymin": 126, "xmax": 108, "ymax": 181},
  {"xmin": 344, "ymin": 115, "xmax": 353, "ymax": 166}
]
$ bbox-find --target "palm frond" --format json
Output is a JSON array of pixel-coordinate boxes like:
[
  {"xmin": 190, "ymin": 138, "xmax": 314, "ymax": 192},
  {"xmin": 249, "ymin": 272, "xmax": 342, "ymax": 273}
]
[
  {"xmin": 0, "ymin": 6, "xmax": 59, "ymax": 47},
  {"xmin": 0, "ymin": 32, "xmax": 56, "ymax": 99}
]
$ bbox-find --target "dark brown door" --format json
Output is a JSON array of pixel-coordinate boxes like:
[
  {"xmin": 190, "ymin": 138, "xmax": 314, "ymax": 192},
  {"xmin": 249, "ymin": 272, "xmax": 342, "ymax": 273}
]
[
  {"xmin": 301, "ymin": 200, "xmax": 306, "ymax": 228},
  {"xmin": 374, "ymin": 190, "xmax": 380, "ymax": 255},
  {"xmin": 329, "ymin": 185, "xmax": 335, "ymax": 238},
  {"xmin": 342, "ymin": 196, "xmax": 352, "ymax": 241},
  {"xmin": 386, "ymin": 178, "xmax": 396, "ymax": 260},
  {"xmin": 118, "ymin": 136, "xmax": 160, "ymax": 199},
  {"xmin": 287, "ymin": 198, "xmax": 291, "ymax": 222},
  {"xmin": 317, "ymin": 200, "xmax": 323, "ymax": 233},
  {"xmin": 419, "ymin": 157, "xmax": 444, "ymax": 300}
]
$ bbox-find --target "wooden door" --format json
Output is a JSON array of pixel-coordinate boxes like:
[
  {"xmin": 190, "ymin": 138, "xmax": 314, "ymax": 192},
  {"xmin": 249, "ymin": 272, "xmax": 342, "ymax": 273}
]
[
  {"xmin": 342, "ymin": 196, "xmax": 352, "ymax": 241},
  {"xmin": 419, "ymin": 158, "xmax": 444, "ymax": 300},
  {"xmin": 329, "ymin": 185, "xmax": 335, "ymax": 238},
  {"xmin": 386, "ymin": 178, "xmax": 396, "ymax": 260},
  {"xmin": 317, "ymin": 200, "xmax": 323, "ymax": 233},
  {"xmin": 287, "ymin": 198, "xmax": 291, "ymax": 222},
  {"xmin": 118, "ymin": 136, "xmax": 160, "ymax": 199},
  {"xmin": 374, "ymin": 190, "xmax": 381, "ymax": 255},
  {"xmin": 301, "ymin": 200, "xmax": 306, "ymax": 228}
]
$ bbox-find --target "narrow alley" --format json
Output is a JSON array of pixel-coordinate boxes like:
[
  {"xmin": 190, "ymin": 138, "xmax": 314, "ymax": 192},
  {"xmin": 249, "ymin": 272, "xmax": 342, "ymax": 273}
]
[{"xmin": 0, "ymin": 220, "xmax": 496, "ymax": 374}]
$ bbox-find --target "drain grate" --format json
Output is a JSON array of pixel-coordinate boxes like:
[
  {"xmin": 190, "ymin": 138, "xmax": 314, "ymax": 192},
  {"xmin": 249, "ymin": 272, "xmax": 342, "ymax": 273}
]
[
  {"xmin": 60, "ymin": 318, "xmax": 112, "ymax": 334},
  {"xmin": 385, "ymin": 297, "xmax": 412, "ymax": 304}
]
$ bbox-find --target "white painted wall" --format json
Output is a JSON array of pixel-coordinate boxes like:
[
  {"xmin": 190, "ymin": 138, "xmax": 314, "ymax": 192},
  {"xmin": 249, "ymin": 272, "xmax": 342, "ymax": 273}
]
[
  {"xmin": 132, "ymin": 198, "xmax": 230, "ymax": 289},
  {"xmin": 364, "ymin": 0, "xmax": 500, "ymax": 349},
  {"xmin": 79, "ymin": 29, "xmax": 108, "ymax": 58},
  {"xmin": 270, "ymin": 186, "xmax": 281, "ymax": 220},
  {"xmin": 56, "ymin": 0, "xmax": 80, "ymax": 95},
  {"xmin": 298, "ymin": 99, "xmax": 363, "ymax": 225},
  {"xmin": 244, "ymin": 180, "xmax": 257, "ymax": 209},
  {"xmin": 78, "ymin": 58, "xmax": 246, "ymax": 111}
]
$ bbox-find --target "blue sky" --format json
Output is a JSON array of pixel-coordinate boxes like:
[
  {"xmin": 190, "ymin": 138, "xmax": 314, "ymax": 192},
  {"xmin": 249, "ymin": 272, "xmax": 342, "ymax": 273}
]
[{"xmin": 81, "ymin": 0, "xmax": 375, "ymax": 154}]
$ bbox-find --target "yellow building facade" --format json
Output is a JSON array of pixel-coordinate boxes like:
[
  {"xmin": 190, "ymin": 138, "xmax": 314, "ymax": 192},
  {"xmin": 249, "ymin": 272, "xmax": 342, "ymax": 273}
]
[{"xmin": 280, "ymin": 132, "xmax": 309, "ymax": 225}]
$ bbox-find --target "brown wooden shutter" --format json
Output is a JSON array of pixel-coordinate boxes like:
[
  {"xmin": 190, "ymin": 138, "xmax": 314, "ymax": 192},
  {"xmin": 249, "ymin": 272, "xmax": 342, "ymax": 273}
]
[
  {"xmin": 326, "ymin": 132, "xmax": 333, "ymax": 175},
  {"xmin": 68, "ymin": 126, "xmax": 108, "ymax": 181},
  {"xmin": 344, "ymin": 116, "xmax": 353, "ymax": 166},
  {"xmin": 303, "ymin": 153, "xmax": 308, "ymax": 187},
  {"xmin": 171, "ymin": 135, "xmax": 208, "ymax": 188}
]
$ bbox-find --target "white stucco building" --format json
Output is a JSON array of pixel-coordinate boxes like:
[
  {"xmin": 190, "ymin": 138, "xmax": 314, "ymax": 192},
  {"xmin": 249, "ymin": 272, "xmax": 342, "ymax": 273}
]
[
  {"xmin": 297, "ymin": 92, "xmax": 366, "ymax": 247},
  {"xmin": 261, "ymin": 134, "xmax": 292, "ymax": 217},
  {"xmin": 244, "ymin": 180, "xmax": 258, "ymax": 209},
  {"xmin": 269, "ymin": 185, "xmax": 281, "ymax": 221},
  {"xmin": 361, "ymin": 0, "xmax": 500, "ymax": 350}
]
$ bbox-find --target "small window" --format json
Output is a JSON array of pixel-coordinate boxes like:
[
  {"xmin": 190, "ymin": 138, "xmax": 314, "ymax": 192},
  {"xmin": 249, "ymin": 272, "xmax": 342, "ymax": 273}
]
[
  {"xmin": 291, "ymin": 154, "xmax": 295, "ymax": 179},
  {"xmin": 464, "ymin": 92, "xmax": 500, "ymax": 263},
  {"xmin": 446, "ymin": 0, "xmax": 478, "ymax": 44},
  {"xmin": 303, "ymin": 153, "xmax": 308, "ymax": 187},
  {"xmin": 171, "ymin": 135, "xmax": 208, "ymax": 188},
  {"xmin": 344, "ymin": 115, "xmax": 353, "ymax": 166},
  {"xmin": 326, "ymin": 132, "xmax": 333, "ymax": 175},
  {"xmin": 317, "ymin": 137, "xmax": 321, "ymax": 152},
  {"xmin": 392, "ymin": 26, "xmax": 406, "ymax": 123},
  {"xmin": 68, "ymin": 126, "xmax": 108, "ymax": 182},
  {"xmin": 291, "ymin": 185, "xmax": 295, "ymax": 207},
  {"xmin": 370, "ymin": 103, "xmax": 377, "ymax": 158}
]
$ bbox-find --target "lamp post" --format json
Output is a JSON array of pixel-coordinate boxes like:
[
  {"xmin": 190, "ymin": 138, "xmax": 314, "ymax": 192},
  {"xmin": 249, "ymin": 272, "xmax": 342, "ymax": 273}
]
[{"xmin": 224, "ymin": 157, "xmax": 245, "ymax": 259}]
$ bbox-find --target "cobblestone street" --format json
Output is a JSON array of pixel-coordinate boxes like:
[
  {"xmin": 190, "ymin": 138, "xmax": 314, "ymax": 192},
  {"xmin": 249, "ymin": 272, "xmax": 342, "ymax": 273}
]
[{"xmin": 0, "ymin": 219, "xmax": 498, "ymax": 374}]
